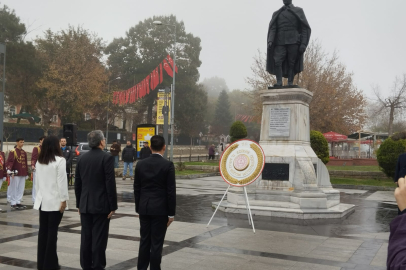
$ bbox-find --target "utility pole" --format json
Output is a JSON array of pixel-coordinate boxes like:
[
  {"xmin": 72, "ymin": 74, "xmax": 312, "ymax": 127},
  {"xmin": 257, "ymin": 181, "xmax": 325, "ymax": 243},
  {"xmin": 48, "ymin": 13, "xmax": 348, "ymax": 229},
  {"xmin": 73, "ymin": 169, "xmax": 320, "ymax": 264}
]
[{"xmin": 163, "ymin": 87, "xmax": 170, "ymax": 158}]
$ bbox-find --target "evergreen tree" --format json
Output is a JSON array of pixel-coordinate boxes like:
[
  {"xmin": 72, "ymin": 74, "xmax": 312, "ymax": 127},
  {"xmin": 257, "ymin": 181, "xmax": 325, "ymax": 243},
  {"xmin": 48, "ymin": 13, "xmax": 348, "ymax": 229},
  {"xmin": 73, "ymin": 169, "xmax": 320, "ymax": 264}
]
[
  {"xmin": 230, "ymin": 121, "xmax": 248, "ymax": 142},
  {"xmin": 212, "ymin": 90, "xmax": 232, "ymax": 135}
]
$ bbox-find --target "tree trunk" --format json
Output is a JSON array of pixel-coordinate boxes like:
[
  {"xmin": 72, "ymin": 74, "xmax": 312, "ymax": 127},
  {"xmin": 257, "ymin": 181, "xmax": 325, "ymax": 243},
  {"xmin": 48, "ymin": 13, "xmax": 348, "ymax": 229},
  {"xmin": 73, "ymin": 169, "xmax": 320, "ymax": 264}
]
[
  {"xmin": 190, "ymin": 137, "xmax": 193, "ymax": 159},
  {"xmin": 388, "ymin": 105, "xmax": 395, "ymax": 136},
  {"xmin": 147, "ymin": 103, "xmax": 153, "ymax": 124}
]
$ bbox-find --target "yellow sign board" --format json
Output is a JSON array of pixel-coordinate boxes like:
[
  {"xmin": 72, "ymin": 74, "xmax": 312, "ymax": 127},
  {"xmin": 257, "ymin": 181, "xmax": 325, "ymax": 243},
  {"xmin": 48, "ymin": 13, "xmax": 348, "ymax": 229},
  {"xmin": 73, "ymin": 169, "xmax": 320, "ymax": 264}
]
[
  {"xmin": 156, "ymin": 91, "xmax": 171, "ymax": 125},
  {"xmin": 136, "ymin": 125, "xmax": 156, "ymax": 158}
]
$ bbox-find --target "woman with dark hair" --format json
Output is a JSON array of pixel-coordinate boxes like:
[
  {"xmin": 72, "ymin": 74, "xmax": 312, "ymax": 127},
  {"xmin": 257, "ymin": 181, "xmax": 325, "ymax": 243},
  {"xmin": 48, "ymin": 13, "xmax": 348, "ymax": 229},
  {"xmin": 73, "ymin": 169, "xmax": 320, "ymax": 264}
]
[{"xmin": 34, "ymin": 135, "xmax": 69, "ymax": 270}]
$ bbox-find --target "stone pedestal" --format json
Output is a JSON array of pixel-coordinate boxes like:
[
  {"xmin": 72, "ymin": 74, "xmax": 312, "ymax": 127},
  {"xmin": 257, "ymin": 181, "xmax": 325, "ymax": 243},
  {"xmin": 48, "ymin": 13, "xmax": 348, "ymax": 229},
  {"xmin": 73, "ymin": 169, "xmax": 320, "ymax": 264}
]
[{"xmin": 214, "ymin": 88, "xmax": 355, "ymax": 222}]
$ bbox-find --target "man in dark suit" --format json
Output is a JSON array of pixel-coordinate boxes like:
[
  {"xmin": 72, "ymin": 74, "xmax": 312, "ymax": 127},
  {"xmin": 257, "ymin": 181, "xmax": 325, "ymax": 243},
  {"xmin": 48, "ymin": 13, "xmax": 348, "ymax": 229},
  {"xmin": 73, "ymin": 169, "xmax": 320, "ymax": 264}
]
[
  {"xmin": 60, "ymin": 137, "xmax": 74, "ymax": 175},
  {"xmin": 134, "ymin": 135, "xmax": 176, "ymax": 270},
  {"xmin": 75, "ymin": 130, "xmax": 118, "ymax": 270}
]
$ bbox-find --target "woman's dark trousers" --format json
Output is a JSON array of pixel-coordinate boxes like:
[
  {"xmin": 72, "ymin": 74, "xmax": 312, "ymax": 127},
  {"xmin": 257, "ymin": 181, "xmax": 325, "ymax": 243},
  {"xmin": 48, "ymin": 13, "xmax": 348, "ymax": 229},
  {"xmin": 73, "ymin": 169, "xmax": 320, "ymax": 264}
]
[{"xmin": 37, "ymin": 209, "xmax": 63, "ymax": 270}]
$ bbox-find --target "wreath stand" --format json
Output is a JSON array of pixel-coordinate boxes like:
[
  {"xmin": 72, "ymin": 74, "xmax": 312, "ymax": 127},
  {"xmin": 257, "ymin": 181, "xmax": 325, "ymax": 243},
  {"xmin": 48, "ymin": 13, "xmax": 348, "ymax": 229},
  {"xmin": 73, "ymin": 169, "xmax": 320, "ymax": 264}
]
[{"xmin": 207, "ymin": 185, "xmax": 255, "ymax": 233}]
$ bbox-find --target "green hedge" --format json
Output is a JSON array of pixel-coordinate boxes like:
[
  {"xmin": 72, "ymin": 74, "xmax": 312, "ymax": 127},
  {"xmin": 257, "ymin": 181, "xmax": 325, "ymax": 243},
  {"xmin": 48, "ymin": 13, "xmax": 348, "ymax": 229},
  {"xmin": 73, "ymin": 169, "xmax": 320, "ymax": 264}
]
[
  {"xmin": 230, "ymin": 121, "xmax": 248, "ymax": 143},
  {"xmin": 377, "ymin": 136, "xmax": 406, "ymax": 179},
  {"xmin": 310, "ymin": 130, "xmax": 329, "ymax": 164}
]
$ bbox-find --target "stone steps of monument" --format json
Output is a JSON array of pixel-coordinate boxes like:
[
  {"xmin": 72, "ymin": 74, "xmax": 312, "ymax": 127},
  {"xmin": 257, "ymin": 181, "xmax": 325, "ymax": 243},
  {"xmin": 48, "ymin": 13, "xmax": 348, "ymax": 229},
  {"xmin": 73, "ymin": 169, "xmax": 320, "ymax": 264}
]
[{"xmin": 249, "ymin": 200, "xmax": 300, "ymax": 209}]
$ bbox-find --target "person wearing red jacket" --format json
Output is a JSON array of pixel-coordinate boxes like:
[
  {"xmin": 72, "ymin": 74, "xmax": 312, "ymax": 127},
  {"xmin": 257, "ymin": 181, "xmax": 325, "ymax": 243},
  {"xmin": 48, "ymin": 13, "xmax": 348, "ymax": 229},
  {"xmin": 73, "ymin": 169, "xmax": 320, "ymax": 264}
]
[
  {"xmin": 31, "ymin": 136, "xmax": 45, "ymax": 204},
  {"xmin": 6, "ymin": 138, "xmax": 29, "ymax": 210},
  {"xmin": 0, "ymin": 140, "xmax": 6, "ymax": 211}
]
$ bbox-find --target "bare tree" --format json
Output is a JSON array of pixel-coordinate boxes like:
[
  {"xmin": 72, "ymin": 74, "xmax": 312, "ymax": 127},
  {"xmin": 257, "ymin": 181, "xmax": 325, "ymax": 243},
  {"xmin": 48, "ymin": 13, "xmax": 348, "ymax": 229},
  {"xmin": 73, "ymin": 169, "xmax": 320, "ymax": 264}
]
[
  {"xmin": 3, "ymin": 127, "xmax": 15, "ymax": 153},
  {"xmin": 373, "ymin": 74, "xmax": 406, "ymax": 136}
]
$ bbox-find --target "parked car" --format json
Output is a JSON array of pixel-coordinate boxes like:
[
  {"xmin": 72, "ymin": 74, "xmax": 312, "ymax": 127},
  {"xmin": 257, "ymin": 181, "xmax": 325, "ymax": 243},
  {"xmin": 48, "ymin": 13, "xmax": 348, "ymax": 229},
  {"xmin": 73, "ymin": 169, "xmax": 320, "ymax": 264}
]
[
  {"xmin": 72, "ymin": 142, "xmax": 111, "ymax": 163},
  {"xmin": 72, "ymin": 142, "xmax": 91, "ymax": 163}
]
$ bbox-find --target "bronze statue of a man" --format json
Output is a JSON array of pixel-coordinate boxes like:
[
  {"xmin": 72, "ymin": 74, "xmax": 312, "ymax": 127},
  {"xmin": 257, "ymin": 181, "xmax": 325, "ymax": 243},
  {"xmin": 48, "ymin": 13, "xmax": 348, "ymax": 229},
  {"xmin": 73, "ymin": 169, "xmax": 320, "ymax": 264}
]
[{"xmin": 266, "ymin": 0, "xmax": 311, "ymax": 87}]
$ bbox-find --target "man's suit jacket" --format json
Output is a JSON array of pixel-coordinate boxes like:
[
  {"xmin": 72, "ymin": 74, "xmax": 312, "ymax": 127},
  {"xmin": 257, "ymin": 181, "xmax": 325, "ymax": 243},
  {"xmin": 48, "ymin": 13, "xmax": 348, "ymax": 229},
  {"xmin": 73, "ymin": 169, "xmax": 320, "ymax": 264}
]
[
  {"xmin": 75, "ymin": 148, "xmax": 118, "ymax": 214},
  {"xmin": 395, "ymin": 153, "xmax": 406, "ymax": 182},
  {"xmin": 134, "ymin": 154, "xmax": 176, "ymax": 216}
]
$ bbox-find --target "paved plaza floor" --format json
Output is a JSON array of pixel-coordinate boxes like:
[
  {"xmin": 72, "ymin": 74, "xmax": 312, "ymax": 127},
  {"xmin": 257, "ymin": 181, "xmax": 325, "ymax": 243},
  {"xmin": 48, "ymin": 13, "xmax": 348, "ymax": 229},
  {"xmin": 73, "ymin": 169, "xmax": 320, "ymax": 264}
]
[{"xmin": 0, "ymin": 176, "xmax": 395, "ymax": 270}]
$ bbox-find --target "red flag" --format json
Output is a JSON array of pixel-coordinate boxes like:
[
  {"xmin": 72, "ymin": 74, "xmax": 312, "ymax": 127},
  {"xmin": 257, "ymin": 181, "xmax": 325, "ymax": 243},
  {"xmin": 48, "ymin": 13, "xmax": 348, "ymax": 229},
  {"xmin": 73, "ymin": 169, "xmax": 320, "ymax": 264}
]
[
  {"xmin": 160, "ymin": 63, "xmax": 163, "ymax": 83},
  {"xmin": 120, "ymin": 91, "xmax": 125, "ymax": 105},
  {"xmin": 150, "ymin": 71, "xmax": 155, "ymax": 90},
  {"xmin": 130, "ymin": 87, "xmax": 136, "ymax": 103},
  {"xmin": 146, "ymin": 75, "xmax": 150, "ymax": 93},
  {"xmin": 125, "ymin": 89, "xmax": 130, "ymax": 104},
  {"xmin": 143, "ymin": 78, "xmax": 148, "ymax": 95},
  {"xmin": 140, "ymin": 82, "xmax": 144, "ymax": 98},
  {"xmin": 154, "ymin": 67, "xmax": 159, "ymax": 89},
  {"xmin": 163, "ymin": 59, "xmax": 173, "ymax": 77}
]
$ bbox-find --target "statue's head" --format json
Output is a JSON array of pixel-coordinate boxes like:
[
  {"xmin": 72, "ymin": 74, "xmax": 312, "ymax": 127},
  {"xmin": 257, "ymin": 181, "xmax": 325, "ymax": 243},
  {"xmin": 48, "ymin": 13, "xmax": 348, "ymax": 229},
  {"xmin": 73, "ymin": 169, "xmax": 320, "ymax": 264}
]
[{"xmin": 283, "ymin": 0, "xmax": 292, "ymax": 6}]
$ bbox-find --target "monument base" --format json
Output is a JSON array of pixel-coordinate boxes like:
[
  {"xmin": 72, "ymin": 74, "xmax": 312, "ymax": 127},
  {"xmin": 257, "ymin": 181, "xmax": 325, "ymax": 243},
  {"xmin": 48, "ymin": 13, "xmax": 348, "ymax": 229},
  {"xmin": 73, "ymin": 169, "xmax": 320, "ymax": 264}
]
[
  {"xmin": 212, "ymin": 87, "xmax": 355, "ymax": 222},
  {"xmin": 212, "ymin": 200, "xmax": 355, "ymax": 224},
  {"xmin": 212, "ymin": 187, "xmax": 355, "ymax": 223}
]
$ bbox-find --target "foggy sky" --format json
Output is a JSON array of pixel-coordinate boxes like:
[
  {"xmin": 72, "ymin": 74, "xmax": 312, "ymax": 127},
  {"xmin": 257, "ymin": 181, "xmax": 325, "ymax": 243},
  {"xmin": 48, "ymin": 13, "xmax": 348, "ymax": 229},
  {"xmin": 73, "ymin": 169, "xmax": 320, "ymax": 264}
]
[{"xmin": 2, "ymin": 0, "xmax": 405, "ymax": 98}]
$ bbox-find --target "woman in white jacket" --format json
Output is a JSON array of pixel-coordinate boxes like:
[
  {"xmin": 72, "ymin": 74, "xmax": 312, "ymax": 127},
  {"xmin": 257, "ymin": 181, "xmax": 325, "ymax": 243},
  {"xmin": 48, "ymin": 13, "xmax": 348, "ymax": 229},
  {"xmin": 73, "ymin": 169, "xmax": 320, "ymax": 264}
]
[{"xmin": 34, "ymin": 135, "xmax": 69, "ymax": 270}]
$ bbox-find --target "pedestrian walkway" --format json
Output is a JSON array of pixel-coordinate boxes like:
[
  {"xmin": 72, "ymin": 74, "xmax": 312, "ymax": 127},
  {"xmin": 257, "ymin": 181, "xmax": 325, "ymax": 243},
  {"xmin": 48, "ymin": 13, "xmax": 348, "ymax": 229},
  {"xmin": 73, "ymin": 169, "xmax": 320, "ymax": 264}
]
[{"xmin": 0, "ymin": 176, "xmax": 392, "ymax": 269}]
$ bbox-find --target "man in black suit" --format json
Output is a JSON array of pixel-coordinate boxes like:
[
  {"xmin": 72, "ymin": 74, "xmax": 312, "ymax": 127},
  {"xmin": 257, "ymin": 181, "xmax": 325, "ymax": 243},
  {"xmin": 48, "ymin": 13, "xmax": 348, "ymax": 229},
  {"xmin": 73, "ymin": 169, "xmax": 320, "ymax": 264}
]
[
  {"xmin": 75, "ymin": 130, "xmax": 118, "ymax": 270},
  {"xmin": 60, "ymin": 137, "xmax": 74, "ymax": 175},
  {"xmin": 134, "ymin": 135, "xmax": 176, "ymax": 270}
]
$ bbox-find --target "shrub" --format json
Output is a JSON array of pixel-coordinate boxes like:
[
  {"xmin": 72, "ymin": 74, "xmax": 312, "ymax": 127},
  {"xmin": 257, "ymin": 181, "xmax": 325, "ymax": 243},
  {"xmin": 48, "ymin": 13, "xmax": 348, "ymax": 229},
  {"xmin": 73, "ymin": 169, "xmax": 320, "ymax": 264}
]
[
  {"xmin": 176, "ymin": 162, "xmax": 186, "ymax": 171},
  {"xmin": 229, "ymin": 121, "xmax": 248, "ymax": 143},
  {"xmin": 391, "ymin": 131, "xmax": 406, "ymax": 141},
  {"xmin": 377, "ymin": 137, "xmax": 406, "ymax": 179},
  {"xmin": 310, "ymin": 130, "xmax": 329, "ymax": 164}
]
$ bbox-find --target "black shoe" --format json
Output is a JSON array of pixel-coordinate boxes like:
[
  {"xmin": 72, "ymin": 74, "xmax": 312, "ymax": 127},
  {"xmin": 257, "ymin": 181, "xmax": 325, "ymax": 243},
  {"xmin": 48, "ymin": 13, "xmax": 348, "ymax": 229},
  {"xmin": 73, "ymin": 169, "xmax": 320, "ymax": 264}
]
[
  {"xmin": 16, "ymin": 204, "xmax": 26, "ymax": 209},
  {"xmin": 274, "ymin": 66, "xmax": 283, "ymax": 86},
  {"xmin": 11, "ymin": 205, "xmax": 18, "ymax": 210},
  {"xmin": 288, "ymin": 68, "xmax": 295, "ymax": 86}
]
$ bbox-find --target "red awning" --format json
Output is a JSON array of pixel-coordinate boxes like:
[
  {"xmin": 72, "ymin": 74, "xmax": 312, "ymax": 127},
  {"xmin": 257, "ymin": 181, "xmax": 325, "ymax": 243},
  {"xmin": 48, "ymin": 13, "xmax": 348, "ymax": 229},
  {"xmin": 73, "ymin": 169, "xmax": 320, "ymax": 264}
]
[{"xmin": 323, "ymin": 131, "xmax": 348, "ymax": 142}]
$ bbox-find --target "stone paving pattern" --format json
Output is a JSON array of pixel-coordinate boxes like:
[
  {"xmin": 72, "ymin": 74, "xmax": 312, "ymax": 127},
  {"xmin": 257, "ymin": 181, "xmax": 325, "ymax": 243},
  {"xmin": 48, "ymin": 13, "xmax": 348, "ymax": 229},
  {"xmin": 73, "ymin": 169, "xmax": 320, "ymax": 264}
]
[{"xmin": 0, "ymin": 176, "xmax": 394, "ymax": 269}]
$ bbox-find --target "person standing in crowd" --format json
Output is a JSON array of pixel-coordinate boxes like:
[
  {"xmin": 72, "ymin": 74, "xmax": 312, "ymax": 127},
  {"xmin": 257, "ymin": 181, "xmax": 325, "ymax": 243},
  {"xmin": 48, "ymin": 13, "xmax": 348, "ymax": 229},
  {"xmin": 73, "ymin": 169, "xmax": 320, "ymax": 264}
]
[
  {"xmin": 6, "ymin": 138, "xmax": 28, "ymax": 210},
  {"xmin": 117, "ymin": 141, "xmax": 122, "ymax": 161},
  {"xmin": 6, "ymin": 145, "xmax": 18, "ymax": 204},
  {"xmin": 110, "ymin": 140, "xmax": 121, "ymax": 169},
  {"xmin": 0, "ymin": 140, "xmax": 6, "ymax": 211},
  {"xmin": 387, "ymin": 176, "xmax": 406, "ymax": 268},
  {"xmin": 60, "ymin": 138, "xmax": 74, "ymax": 180},
  {"xmin": 395, "ymin": 150, "xmax": 406, "ymax": 184},
  {"xmin": 122, "ymin": 140, "xmax": 136, "ymax": 180},
  {"xmin": 75, "ymin": 130, "xmax": 117, "ymax": 270},
  {"xmin": 134, "ymin": 135, "xmax": 176, "ymax": 270},
  {"xmin": 34, "ymin": 135, "xmax": 69, "ymax": 270},
  {"xmin": 208, "ymin": 144, "xmax": 215, "ymax": 160},
  {"xmin": 139, "ymin": 141, "xmax": 152, "ymax": 160},
  {"xmin": 31, "ymin": 136, "xmax": 45, "ymax": 204}
]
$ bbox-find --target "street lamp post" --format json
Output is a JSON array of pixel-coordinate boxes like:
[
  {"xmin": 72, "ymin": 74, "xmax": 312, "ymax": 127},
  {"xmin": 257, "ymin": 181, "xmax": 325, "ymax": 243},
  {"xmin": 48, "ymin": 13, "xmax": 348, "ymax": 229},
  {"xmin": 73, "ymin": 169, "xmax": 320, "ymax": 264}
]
[
  {"xmin": 234, "ymin": 103, "xmax": 244, "ymax": 121},
  {"xmin": 153, "ymin": 21, "xmax": 176, "ymax": 161},
  {"xmin": 106, "ymin": 77, "xmax": 121, "ymax": 148}
]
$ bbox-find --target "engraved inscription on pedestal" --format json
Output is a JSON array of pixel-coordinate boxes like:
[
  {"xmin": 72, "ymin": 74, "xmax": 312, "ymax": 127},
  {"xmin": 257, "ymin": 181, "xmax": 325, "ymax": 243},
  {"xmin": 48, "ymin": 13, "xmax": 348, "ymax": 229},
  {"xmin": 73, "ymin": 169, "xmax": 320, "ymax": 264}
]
[
  {"xmin": 262, "ymin": 163, "xmax": 289, "ymax": 181},
  {"xmin": 269, "ymin": 108, "xmax": 290, "ymax": 137}
]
